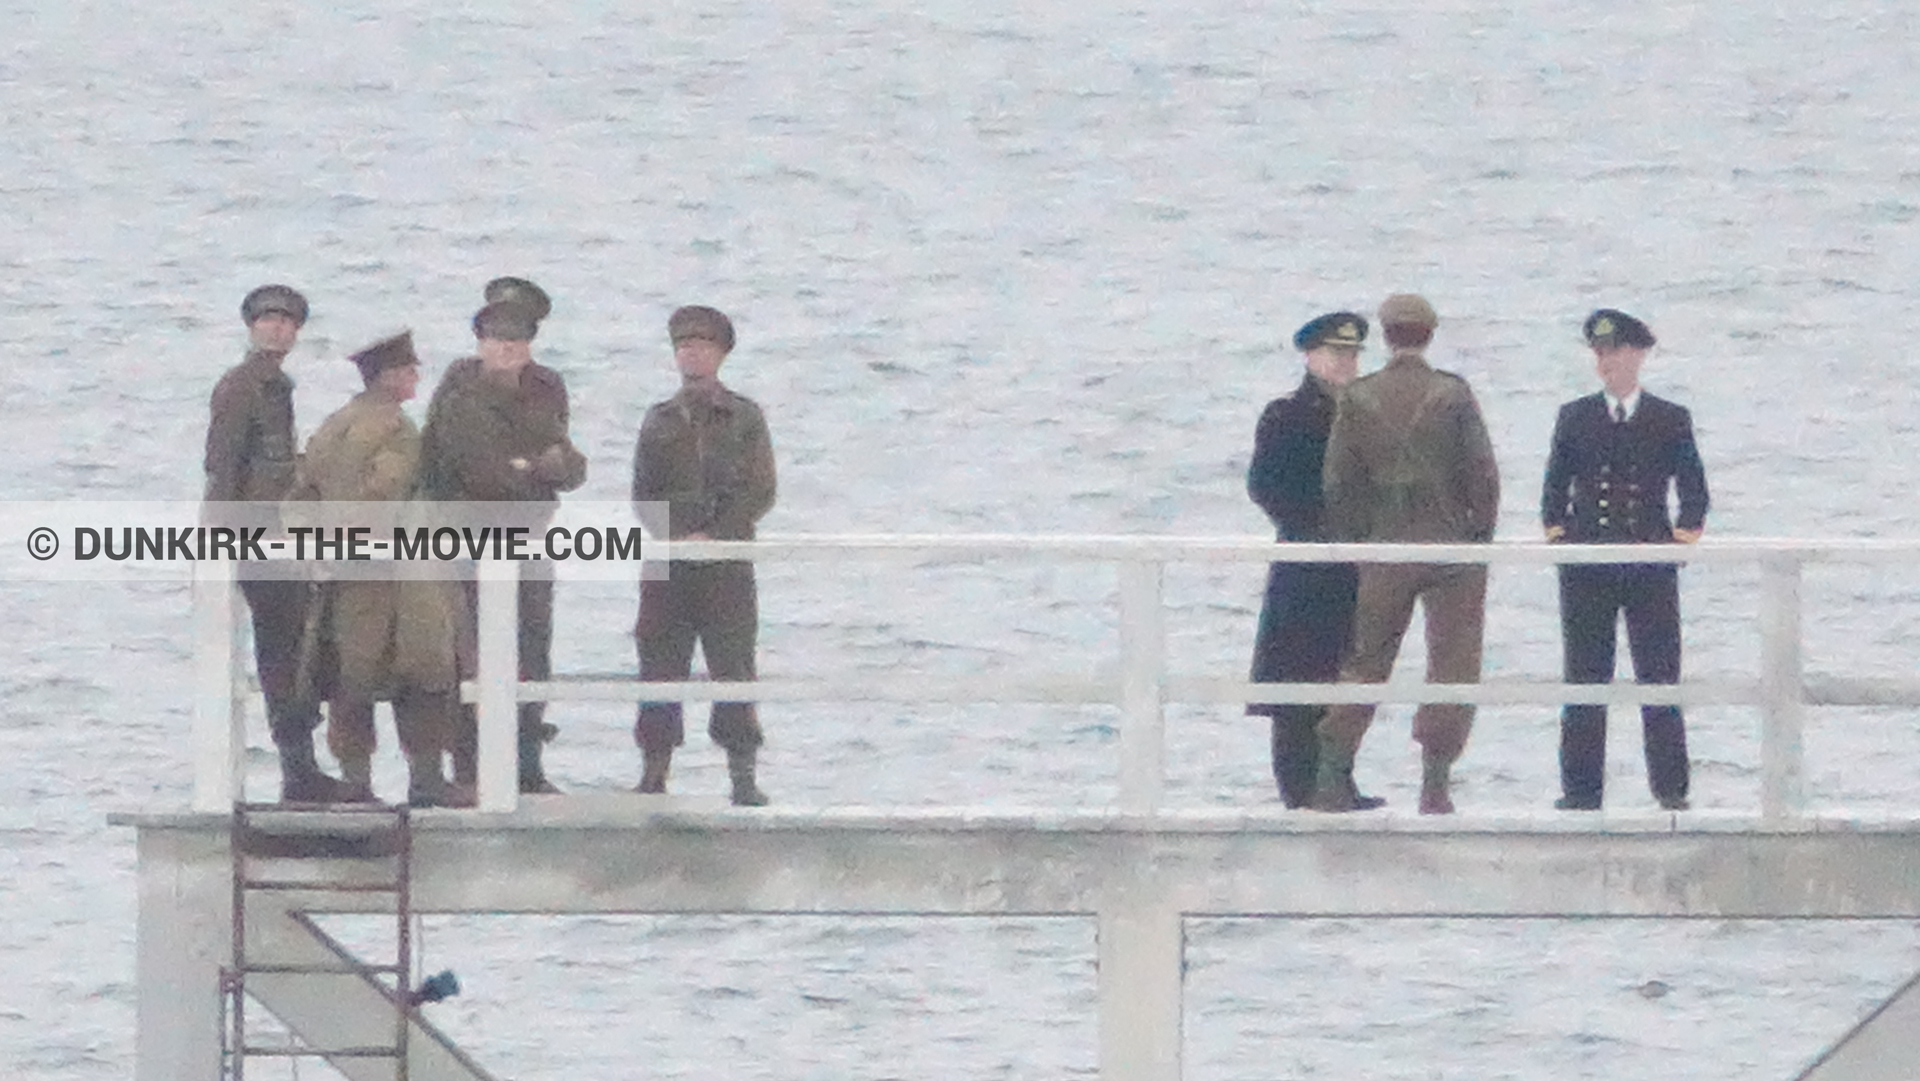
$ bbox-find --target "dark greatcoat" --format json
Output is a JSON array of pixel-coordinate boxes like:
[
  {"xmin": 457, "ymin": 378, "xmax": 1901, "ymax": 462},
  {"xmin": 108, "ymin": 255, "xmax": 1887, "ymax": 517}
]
[{"xmin": 1246, "ymin": 373, "xmax": 1356, "ymax": 803}]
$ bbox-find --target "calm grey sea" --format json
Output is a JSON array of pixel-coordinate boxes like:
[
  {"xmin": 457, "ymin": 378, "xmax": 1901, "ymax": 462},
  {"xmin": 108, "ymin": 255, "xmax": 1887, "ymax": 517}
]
[{"xmin": 4, "ymin": 0, "xmax": 1920, "ymax": 1077}]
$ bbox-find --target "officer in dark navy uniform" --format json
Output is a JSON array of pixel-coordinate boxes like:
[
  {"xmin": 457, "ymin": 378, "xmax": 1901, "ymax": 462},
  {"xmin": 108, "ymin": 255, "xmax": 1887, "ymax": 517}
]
[
  {"xmin": 1542, "ymin": 309, "xmax": 1709, "ymax": 811},
  {"xmin": 1247, "ymin": 313, "xmax": 1383, "ymax": 809}
]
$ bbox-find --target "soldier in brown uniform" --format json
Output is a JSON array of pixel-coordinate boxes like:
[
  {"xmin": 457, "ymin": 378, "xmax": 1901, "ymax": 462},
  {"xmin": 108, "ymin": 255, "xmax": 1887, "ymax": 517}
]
[
  {"xmin": 418, "ymin": 280, "xmax": 587, "ymax": 793},
  {"xmin": 632, "ymin": 305, "xmax": 777, "ymax": 806},
  {"xmin": 1314, "ymin": 294, "xmax": 1501, "ymax": 815},
  {"xmin": 284, "ymin": 332, "xmax": 471, "ymax": 807},
  {"xmin": 204, "ymin": 284, "xmax": 349, "ymax": 803}
]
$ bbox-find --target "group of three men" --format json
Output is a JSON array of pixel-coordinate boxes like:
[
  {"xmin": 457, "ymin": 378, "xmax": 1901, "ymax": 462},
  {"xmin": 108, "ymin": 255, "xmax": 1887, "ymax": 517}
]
[
  {"xmin": 204, "ymin": 282, "xmax": 777, "ymax": 807},
  {"xmin": 1247, "ymin": 295, "xmax": 1710, "ymax": 814}
]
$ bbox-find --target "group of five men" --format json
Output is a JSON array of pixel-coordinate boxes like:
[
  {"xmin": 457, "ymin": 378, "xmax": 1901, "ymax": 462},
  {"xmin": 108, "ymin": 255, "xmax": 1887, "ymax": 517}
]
[
  {"xmin": 203, "ymin": 282, "xmax": 776, "ymax": 808},
  {"xmin": 1247, "ymin": 295, "xmax": 1710, "ymax": 814}
]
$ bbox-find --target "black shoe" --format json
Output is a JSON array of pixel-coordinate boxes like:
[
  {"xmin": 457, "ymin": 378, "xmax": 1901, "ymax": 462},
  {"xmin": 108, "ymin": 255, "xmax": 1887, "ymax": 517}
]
[
  {"xmin": 1555, "ymin": 796, "xmax": 1602, "ymax": 811},
  {"xmin": 1352, "ymin": 793, "xmax": 1387, "ymax": 811},
  {"xmin": 1657, "ymin": 795, "xmax": 1690, "ymax": 811},
  {"xmin": 281, "ymin": 770, "xmax": 352, "ymax": 805}
]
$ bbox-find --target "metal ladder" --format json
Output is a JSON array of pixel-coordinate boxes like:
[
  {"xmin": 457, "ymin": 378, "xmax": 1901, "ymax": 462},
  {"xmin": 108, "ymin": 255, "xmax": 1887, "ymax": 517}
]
[{"xmin": 221, "ymin": 801, "xmax": 414, "ymax": 1081}]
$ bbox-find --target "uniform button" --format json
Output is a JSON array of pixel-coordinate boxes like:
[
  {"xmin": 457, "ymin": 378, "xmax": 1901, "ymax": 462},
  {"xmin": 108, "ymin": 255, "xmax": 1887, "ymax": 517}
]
[
  {"xmin": 1628, "ymin": 483, "xmax": 1641, "ymax": 493},
  {"xmin": 1599, "ymin": 517, "xmax": 1611, "ymax": 527},
  {"xmin": 1600, "ymin": 465, "xmax": 1612, "ymax": 474},
  {"xmin": 1599, "ymin": 500, "xmax": 1609, "ymax": 509}
]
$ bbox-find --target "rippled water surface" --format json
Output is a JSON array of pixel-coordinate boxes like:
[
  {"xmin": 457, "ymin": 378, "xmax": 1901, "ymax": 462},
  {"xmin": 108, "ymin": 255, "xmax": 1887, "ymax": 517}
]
[{"xmin": 5, "ymin": 0, "xmax": 1920, "ymax": 1077}]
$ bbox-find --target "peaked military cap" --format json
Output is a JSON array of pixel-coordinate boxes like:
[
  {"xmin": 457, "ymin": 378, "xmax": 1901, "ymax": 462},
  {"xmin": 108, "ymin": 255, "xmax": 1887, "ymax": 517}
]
[
  {"xmin": 1377, "ymin": 293, "xmax": 1438, "ymax": 330},
  {"xmin": 241, "ymin": 284, "xmax": 310, "ymax": 327},
  {"xmin": 348, "ymin": 330, "xmax": 419, "ymax": 379},
  {"xmin": 1584, "ymin": 308, "xmax": 1657, "ymax": 349},
  {"xmin": 1294, "ymin": 312, "xmax": 1369, "ymax": 352},
  {"xmin": 483, "ymin": 276, "xmax": 552, "ymax": 321},
  {"xmin": 668, "ymin": 305, "xmax": 736, "ymax": 352},
  {"xmin": 472, "ymin": 302, "xmax": 540, "ymax": 341}
]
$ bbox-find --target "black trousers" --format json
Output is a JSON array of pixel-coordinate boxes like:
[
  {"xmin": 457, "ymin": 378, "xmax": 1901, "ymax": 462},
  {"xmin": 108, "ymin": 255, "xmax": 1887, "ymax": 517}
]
[
  {"xmin": 1248, "ymin": 562, "xmax": 1356, "ymax": 805},
  {"xmin": 1557, "ymin": 563, "xmax": 1690, "ymax": 804},
  {"xmin": 237, "ymin": 575, "xmax": 323, "ymax": 749}
]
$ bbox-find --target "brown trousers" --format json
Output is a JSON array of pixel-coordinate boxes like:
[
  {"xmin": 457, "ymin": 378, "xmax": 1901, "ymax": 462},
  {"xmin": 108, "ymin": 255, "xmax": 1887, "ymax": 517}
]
[
  {"xmin": 634, "ymin": 561, "xmax": 762, "ymax": 754},
  {"xmin": 327, "ymin": 691, "xmax": 457, "ymax": 760},
  {"xmin": 1318, "ymin": 562, "xmax": 1487, "ymax": 764}
]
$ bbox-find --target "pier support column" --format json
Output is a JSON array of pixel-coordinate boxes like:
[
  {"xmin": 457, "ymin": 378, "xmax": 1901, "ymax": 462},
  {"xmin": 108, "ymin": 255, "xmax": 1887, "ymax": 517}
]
[
  {"xmin": 134, "ymin": 828, "xmax": 229, "ymax": 1081},
  {"xmin": 1796, "ymin": 968, "xmax": 1920, "ymax": 1080},
  {"xmin": 1097, "ymin": 902, "xmax": 1183, "ymax": 1081}
]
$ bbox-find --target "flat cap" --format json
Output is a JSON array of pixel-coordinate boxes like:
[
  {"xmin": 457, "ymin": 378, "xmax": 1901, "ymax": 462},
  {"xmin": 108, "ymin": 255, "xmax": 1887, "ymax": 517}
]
[
  {"xmin": 668, "ymin": 305, "xmax": 736, "ymax": 352},
  {"xmin": 1584, "ymin": 308, "xmax": 1657, "ymax": 349},
  {"xmin": 1294, "ymin": 312, "xmax": 1368, "ymax": 352},
  {"xmin": 483, "ymin": 276, "xmax": 552, "ymax": 322},
  {"xmin": 472, "ymin": 302, "xmax": 540, "ymax": 342},
  {"xmin": 1377, "ymin": 293, "xmax": 1437, "ymax": 329},
  {"xmin": 348, "ymin": 330, "xmax": 419, "ymax": 378},
  {"xmin": 241, "ymin": 284, "xmax": 309, "ymax": 327}
]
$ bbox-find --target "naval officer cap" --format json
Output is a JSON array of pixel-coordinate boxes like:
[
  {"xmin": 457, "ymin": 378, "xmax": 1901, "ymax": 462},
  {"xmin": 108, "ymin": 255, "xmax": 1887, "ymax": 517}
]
[
  {"xmin": 1294, "ymin": 312, "xmax": 1369, "ymax": 352},
  {"xmin": 241, "ymin": 284, "xmax": 310, "ymax": 327},
  {"xmin": 483, "ymin": 276, "xmax": 552, "ymax": 322},
  {"xmin": 472, "ymin": 302, "xmax": 540, "ymax": 342},
  {"xmin": 347, "ymin": 330, "xmax": 420, "ymax": 379},
  {"xmin": 1584, "ymin": 309, "xmax": 1657, "ymax": 349},
  {"xmin": 668, "ymin": 305, "xmax": 736, "ymax": 352}
]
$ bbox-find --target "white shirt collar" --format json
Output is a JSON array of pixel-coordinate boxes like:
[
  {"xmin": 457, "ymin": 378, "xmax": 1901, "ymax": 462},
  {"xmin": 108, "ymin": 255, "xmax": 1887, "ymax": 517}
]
[{"xmin": 1605, "ymin": 387, "xmax": 1642, "ymax": 420}]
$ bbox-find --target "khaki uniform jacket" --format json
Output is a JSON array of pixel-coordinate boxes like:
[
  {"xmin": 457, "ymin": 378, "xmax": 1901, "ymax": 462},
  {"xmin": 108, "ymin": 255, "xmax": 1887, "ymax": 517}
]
[
  {"xmin": 1323, "ymin": 351, "xmax": 1501, "ymax": 544},
  {"xmin": 284, "ymin": 391, "xmax": 461, "ymax": 697},
  {"xmin": 204, "ymin": 351, "xmax": 300, "ymax": 520},
  {"xmin": 631, "ymin": 383, "xmax": 776, "ymax": 541},
  {"xmin": 417, "ymin": 357, "xmax": 587, "ymax": 520}
]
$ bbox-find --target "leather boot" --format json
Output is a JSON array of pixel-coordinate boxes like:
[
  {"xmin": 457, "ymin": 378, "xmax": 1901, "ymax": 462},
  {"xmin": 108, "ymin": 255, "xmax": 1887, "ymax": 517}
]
[
  {"xmin": 517, "ymin": 716, "xmax": 561, "ymax": 795},
  {"xmin": 727, "ymin": 747, "xmax": 769, "ymax": 807},
  {"xmin": 636, "ymin": 745, "xmax": 672, "ymax": 794},
  {"xmin": 1419, "ymin": 754, "xmax": 1456, "ymax": 815},
  {"xmin": 1309, "ymin": 733, "xmax": 1359, "ymax": 812},
  {"xmin": 337, "ymin": 753, "xmax": 378, "ymax": 804},
  {"xmin": 407, "ymin": 751, "xmax": 474, "ymax": 809},
  {"xmin": 272, "ymin": 703, "xmax": 349, "ymax": 804}
]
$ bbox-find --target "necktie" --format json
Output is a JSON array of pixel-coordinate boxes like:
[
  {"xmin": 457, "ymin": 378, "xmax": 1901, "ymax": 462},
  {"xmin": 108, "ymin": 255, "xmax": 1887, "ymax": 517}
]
[{"xmin": 1613, "ymin": 402, "xmax": 1627, "ymax": 424}]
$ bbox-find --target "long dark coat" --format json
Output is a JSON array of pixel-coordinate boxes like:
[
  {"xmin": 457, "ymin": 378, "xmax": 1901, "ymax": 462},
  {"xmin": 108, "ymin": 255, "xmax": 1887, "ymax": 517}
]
[{"xmin": 1247, "ymin": 374, "xmax": 1357, "ymax": 709}]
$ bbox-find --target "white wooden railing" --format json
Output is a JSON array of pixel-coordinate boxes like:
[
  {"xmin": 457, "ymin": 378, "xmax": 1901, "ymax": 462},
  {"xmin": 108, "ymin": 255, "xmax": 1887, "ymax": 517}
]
[{"xmin": 189, "ymin": 536, "xmax": 1920, "ymax": 816}]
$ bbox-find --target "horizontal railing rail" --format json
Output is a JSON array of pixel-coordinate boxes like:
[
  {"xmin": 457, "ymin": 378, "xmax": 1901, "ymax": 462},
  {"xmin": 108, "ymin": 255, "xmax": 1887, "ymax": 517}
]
[{"xmin": 190, "ymin": 536, "xmax": 1920, "ymax": 816}]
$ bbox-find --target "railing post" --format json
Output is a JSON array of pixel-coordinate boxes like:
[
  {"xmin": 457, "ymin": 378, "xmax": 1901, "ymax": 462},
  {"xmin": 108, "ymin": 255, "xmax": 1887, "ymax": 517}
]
[
  {"xmin": 475, "ymin": 559, "xmax": 520, "ymax": 813},
  {"xmin": 191, "ymin": 561, "xmax": 245, "ymax": 812},
  {"xmin": 1098, "ymin": 902, "xmax": 1183, "ymax": 1081},
  {"xmin": 1117, "ymin": 559, "xmax": 1166, "ymax": 814},
  {"xmin": 1759, "ymin": 553, "xmax": 1806, "ymax": 820}
]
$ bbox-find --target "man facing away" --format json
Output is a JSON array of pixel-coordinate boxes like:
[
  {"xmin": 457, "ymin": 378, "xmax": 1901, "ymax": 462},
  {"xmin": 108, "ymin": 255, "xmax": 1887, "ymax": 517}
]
[
  {"xmin": 204, "ymin": 284, "xmax": 349, "ymax": 803},
  {"xmin": 631, "ymin": 305, "xmax": 777, "ymax": 806},
  {"xmin": 418, "ymin": 280, "xmax": 587, "ymax": 794},
  {"xmin": 1246, "ymin": 312, "xmax": 1382, "ymax": 809},
  {"xmin": 1314, "ymin": 294, "xmax": 1501, "ymax": 815},
  {"xmin": 284, "ymin": 331, "xmax": 471, "ymax": 808},
  {"xmin": 1542, "ymin": 309, "xmax": 1708, "ymax": 811}
]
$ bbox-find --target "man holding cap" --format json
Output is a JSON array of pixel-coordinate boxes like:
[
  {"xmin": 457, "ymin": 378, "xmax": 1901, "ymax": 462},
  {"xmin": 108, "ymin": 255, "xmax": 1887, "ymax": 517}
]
[
  {"xmin": 1542, "ymin": 309, "xmax": 1708, "ymax": 812},
  {"xmin": 419, "ymin": 278, "xmax": 587, "ymax": 794},
  {"xmin": 205, "ymin": 284, "xmax": 350, "ymax": 803},
  {"xmin": 1315, "ymin": 294, "xmax": 1501, "ymax": 814},
  {"xmin": 1246, "ymin": 312, "xmax": 1384, "ymax": 809},
  {"xmin": 284, "ymin": 331, "xmax": 470, "ymax": 807},
  {"xmin": 631, "ymin": 305, "xmax": 777, "ymax": 805}
]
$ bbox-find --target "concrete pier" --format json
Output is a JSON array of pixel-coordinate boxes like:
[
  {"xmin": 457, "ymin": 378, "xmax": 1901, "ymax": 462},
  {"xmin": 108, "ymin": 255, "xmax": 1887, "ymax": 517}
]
[{"xmin": 131, "ymin": 533, "xmax": 1920, "ymax": 1079}]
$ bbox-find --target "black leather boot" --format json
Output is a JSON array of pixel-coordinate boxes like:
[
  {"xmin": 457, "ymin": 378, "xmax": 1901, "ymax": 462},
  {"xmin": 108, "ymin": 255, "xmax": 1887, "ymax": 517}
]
[{"xmin": 727, "ymin": 747, "xmax": 769, "ymax": 807}]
